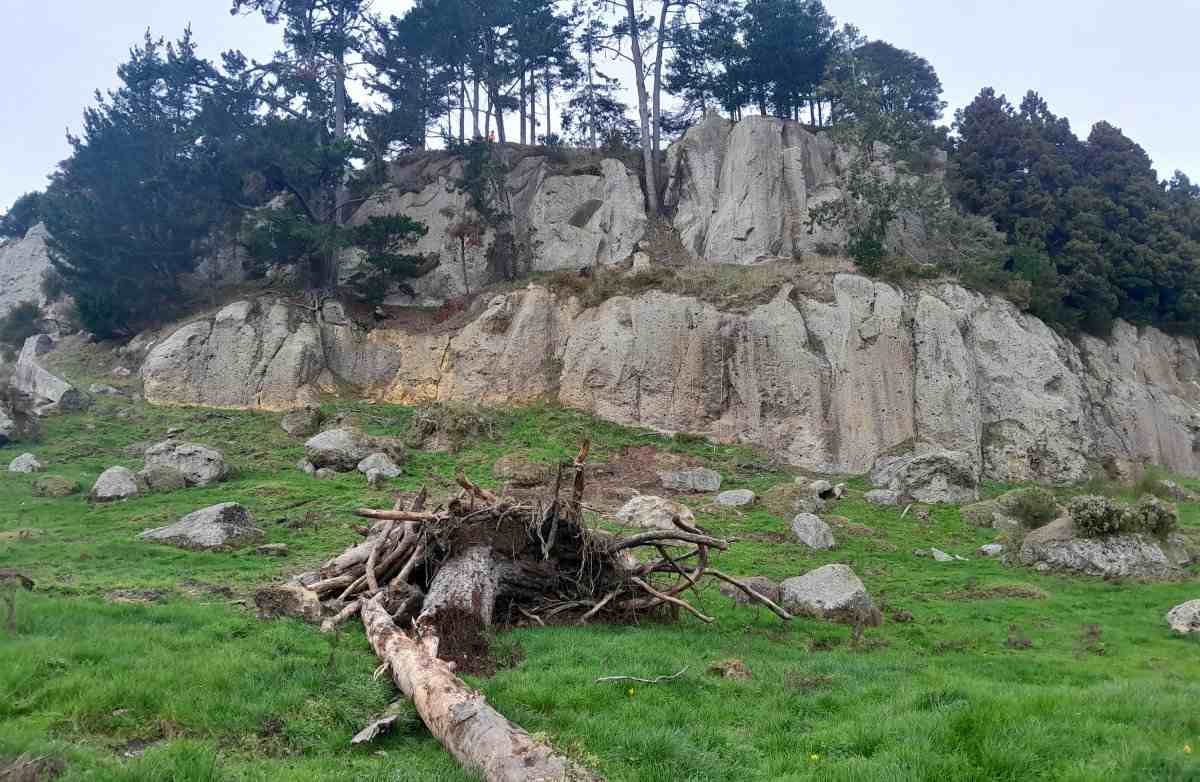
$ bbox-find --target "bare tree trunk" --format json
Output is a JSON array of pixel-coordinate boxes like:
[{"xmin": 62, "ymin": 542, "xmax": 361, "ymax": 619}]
[
  {"xmin": 472, "ymin": 79, "xmax": 481, "ymax": 137},
  {"xmin": 459, "ymin": 79, "xmax": 466, "ymax": 142},
  {"xmin": 545, "ymin": 67, "xmax": 552, "ymax": 140},
  {"xmin": 361, "ymin": 597, "xmax": 604, "ymax": 782},
  {"xmin": 623, "ymin": 0, "xmax": 660, "ymax": 214},
  {"xmin": 519, "ymin": 68, "xmax": 527, "ymax": 145},
  {"xmin": 650, "ymin": 2, "xmax": 670, "ymax": 205},
  {"xmin": 492, "ymin": 85, "xmax": 506, "ymax": 143},
  {"xmin": 333, "ymin": 52, "xmax": 349, "ymax": 228},
  {"xmin": 529, "ymin": 80, "xmax": 537, "ymax": 143}
]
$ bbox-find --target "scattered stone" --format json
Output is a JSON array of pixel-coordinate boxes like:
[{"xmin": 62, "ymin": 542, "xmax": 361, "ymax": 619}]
[
  {"xmin": 891, "ymin": 610, "xmax": 915, "ymax": 623},
  {"xmin": 88, "ymin": 383, "xmax": 123, "ymax": 396},
  {"xmin": 31, "ymin": 475, "xmax": 80, "ymax": 497},
  {"xmin": 930, "ymin": 548, "xmax": 955, "ymax": 562},
  {"xmin": 869, "ymin": 448, "xmax": 978, "ymax": 504},
  {"xmin": 314, "ymin": 468, "xmax": 338, "ymax": 480},
  {"xmin": 256, "ymin": 544, "xmax": 289, "ymax": 557},
  {"xmin": 714, "ymin": 489, "xmax": 755, "ymax": 507},
  {"xmin": 137, "ymin": 465, "xmax": 188, "ymax": 493},
  {"xmin": 165, "ymin": 427, "xmax": 185, "ymax": 436},
  {"xmin": 658, "ymin": 467, "xmax": 722, "ymax": 493},
  {"xmin": 8, "ymin": 453, "xmax": 43, "ymax": 473},
  {"xmin": 281, "ymin": 405, "xmax": 324, "ymax": 438},
  {"xmin": 492, "ymin": 453, "xmax": 547, "ymax": 487},
  {"xmin": 913, "ymin": 548, "xmax": 931, "ymax": 558},
  {"xmin": 254, "ymin": 583, "xmax": 324, "ymax": 622},
  {"xmin": 864, "ymin": 489, "xmax": 901, "ymax": 507},
  {"xmin": 1166, "ymin": 600, "xmax": 1200, "ymax": 634},
  {"xmin": 809, "ymin": 479, "xmax": 834, "ymax": 498},
  {"xmin": 139, "ymin": 502, "xmax": 262, "ymax": 550},
  {"xmin": 1019, "ymin": 516, "xmax": 1191, "ymax": 578},
  {"xmin": 111, "ymin": 366, "xmax": 133, "ymax": 378},
  {"xmin": 297, "ymin": 459, "xmax": 316, "ymax": 476},
  {"xmin": 708, "ymin": 659, "xmax": 752, "ymax": 680},
  {"xmin": 90, "ymin": 466, "xmax": 142, "ymax": 502},
  {"xmin": 305, "ymin": 427, "xmax": 402, "ymax": 472},
  {"xmin": 780, "ymin": 564, "xmax": 880, "ymax": 626},
  {"xmin": 615, "ymin": 495, "xmax": 697, "ymax": 529},
  {"xmin": 144, "ymin": 441, "xmax": 228, "ymax": 487},
  {"xmin": 790, "ymin": 513, "xmax": 836, "ymax": 550},
  {"xmin": 366, "ymin": 469, "xmax": 387, "ymax": 489},
  {"xmin": 978, "ymin": 543, "xmax": 1005, "ymax": 557},
  {"xmin": 1158, "ymin": 480, "xmax": 1198, "ymax": 502},
  {"xmin": 717, "ymin": 575, "xmax": 781, "ymax": 606},
  {"xmin": 357, "ymin": 452, "xmax": 402, "ymax": 480}
]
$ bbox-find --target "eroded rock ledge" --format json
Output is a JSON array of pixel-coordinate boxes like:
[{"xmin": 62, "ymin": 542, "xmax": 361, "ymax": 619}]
[{"xmin": 140, "ymin": 275, "xmax": 1200, "ymax": 483}]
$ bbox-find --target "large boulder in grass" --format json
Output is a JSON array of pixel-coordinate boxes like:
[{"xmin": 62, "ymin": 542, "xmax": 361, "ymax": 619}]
[
  {"xmin": 615, "ymin": 495, "xmax": 696, "ymax": 530},
  {"xmin": 1167, "ymin": 600, "xmax": 1200, "ymax": 634},
  {"xmin": 138, "ymin": 465, "xmax": 188, "ymax": 493},
  {"xmin": 12, "ymin": 334, "xmax": 91, "ymax": 415},
  {"xmin": 90, "ymin": 466, "xmax": 142, "ymax": 502},
  {"xmin": 1019, "ymin": 516, "xmax": 1192, "ymax": 579},
  {"xmin": 869, "ymin": 448, "xmax": 978, "ymax": 504},
  {"xmin": 305, "ymin": 427, "xmax": 404, "ymax": 472},
  {"xmin": 8, "ymin": 453, "xmax": 43, "ymax": 473},
  {"xmin": 780, "ymin": 564, "xmax": 880, "ymax": 625},
  {"xmin": 281, "ymin": 405, "xmax": 324, "ymax": 438},
  {"xmin": 139, "ymin": 502, "xmax": 262, "ymax": 550},
  {"xmin": 790, "ymin": 513, "xmax": 836, "ymax": 550},
  {"xmin": 144, "ymin": 441, "xmax": 228, "ymax": 487}
]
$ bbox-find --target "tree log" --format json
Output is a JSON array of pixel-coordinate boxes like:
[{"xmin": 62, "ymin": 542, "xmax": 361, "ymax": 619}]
[{"xmin": 360, "ymin": 597, "xmax": 603, "ymax": 782}]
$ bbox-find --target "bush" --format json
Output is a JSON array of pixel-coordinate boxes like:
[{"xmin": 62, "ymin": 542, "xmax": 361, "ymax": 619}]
[
  {"xmin": 1123, "ymin": 496, "xmax": 1178, "ymax": 537},
  {"xmin": 0, "ymin": 300, "xmax": 41, "ymax": 361},
  {"xmin": 1001, "ymin": 487, "xmax": 1059, "ymax": 528},
  {"xmin": 1068, "ymin": 495, "xmax": 1123, "ymax": 537}
]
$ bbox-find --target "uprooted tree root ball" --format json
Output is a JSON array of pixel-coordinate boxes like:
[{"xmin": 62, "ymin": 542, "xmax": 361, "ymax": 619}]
[{"xmin": 280, "ymin": 441, "xmax": 789, "ymax": 782}]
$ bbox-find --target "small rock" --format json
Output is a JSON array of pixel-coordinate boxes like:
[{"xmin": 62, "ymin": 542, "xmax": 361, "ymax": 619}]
[
  {"xmin": 90, "ymin": 466, "xmax": 142, "ymax": 502},
  {"xmin": 978, "ymin": 543, "xmax": 1005, "ymax": 557},
  {"xmin": 1166, "ymin": 599, "xmax": 1200, "ymax": 634},
  {"xmin": 809, "ymin": 479, "xmax": 834, "ymax": 498},
  {"xmin": 891, "ymin": 610, "xmax": 915, "ymax": 623},
  {"xmin": 1158, "ymin": 480, "xmax": 1197, "ymax": 502},
  {"xmin": 930, "ymin": 548, "xmax": 955, "ymax": 562},
  {"xmin": 139, "ymin": 502, "xmax": 262, "ymax": 550},
  {"xmin": 615, "ymin": 495, "xmax": 696, "ymax": 529},
  {"xmin": 780, "ymin": 564, "xmax": 880, "ymax": 625},
  {"xmin": 166, "ymin": 427, "xmax": 185, "ymax": 436},
  {"xmin": 314, "ymin": 468, "xmax": 338, "ymax": 480},
  {"xmin": 144, "ymin": 441, "xmax": 228, "ymax": 487},
  {"xmin": 790, "ymin": 513, "xmax": 836, "ymax": 550},
  {"xmin": 111, "ymin": 366, "xmax": 133, "ymax": 378},
  {"xmin": 297, "ymin": 459, "xmax": 316, "ymax": 475},
  {"xmin": 88, "ymin": 383, "xmax": 123, "ymax": 396},
  {"xmin": 832, "ymin": 483, "xmax": 847, "ymax": 499},
  {"xmin": 138, "ymin": 466, "xmax": 187, "ymax": 493},
  {"xmin": 366, "ymin": 468, "xmax": 387, "ymax": 489},
  {"xmin": 865, "ymin": 489, "xmax": 901, "ymax": 506},
  {"xmin": 305, "ymin": 427, "xmax": 378, "ymax": 471},
  {"xmin": 8, "ymin": 453, "xmax": 43, "ymax": 473},
  {"xmin": 658, "ymin": 467, "xmax": 722, "ymax": 493},
  {"xmin": 256, "ymin": 544, "xmax": 289, "ymax": 557},
  {"xmin": 357, "ymin": 452, "xmax": 402, "ymax": 479},
  {"xmin": 913, "ymin": 548, "xmax": 931, "ymax": 558},
  {"xmin": 281, "ymin": 405, "xmax": 324, "ymax": 438},
  {"xmin": 717, "ymin": 575, "xmax": 781, "ymax": 606},
  {"xmin": 714, "ymin": 489, "xmax": 755, "ymax": 507},
  {"xmin": 31, "ymin": 475, "xmax": 80, "ymax": 497}
]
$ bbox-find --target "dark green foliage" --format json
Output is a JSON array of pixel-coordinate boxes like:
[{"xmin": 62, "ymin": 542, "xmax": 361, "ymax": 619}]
[
  {"xmin": 1068, "ymin": 494, "xmax": 1179, "ymax": 538},
  {"xmin": 0, "ymin": 192, "xmax": 45, "ymax": 240},
  {"xmin": 0, "ymin": 301, "xmax": 41, "ymax": 361},
  {"xmin": 1002, "ymin": 487, "xmax": 1059, "ymax": 529},
  {"xmin": 455, "ymin": 138, "xmax": 510, "ymax": 226},
  {"xmin": 1123, "ymin": 496, "xmax": 1179, "ymax": 537}
]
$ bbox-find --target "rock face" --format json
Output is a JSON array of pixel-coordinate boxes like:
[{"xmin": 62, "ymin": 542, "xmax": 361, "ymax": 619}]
[
  {"xmin": 1019, "ymin": 517, "xmax": 1191, "ymax": 578},
  {"xmin": 780, "ymin": 564, "xmax": 879, "ymax": 625},
  {"xmin": 13, "ymin": 335, "xmax": 89, "ymax": 414},
  {"xmin": 8, "ymin": 453, "xmax": 42, "ymax": 473},
  {"xmin": 1167, "ymin": 600, "xmax": 1200, "ymax": 634},
  {"xmin": 719, "ymin": 575, "xmax": 781, "ymax": 606},
  {"xmin": 869, "ymin": 449, "xmax": 978, "ymax": 504},
  {"xmin": 139, "ymin": 502, "xmax": 262, "ymax": 550},
  {"xmin": 790, "ymin": 513, "xmax": 836, "ymax": 550},
  {"xmin": 614, "ymin": 495, "xmax": 696, "ymax": 530},
  {"xmin": 0, "ymin": 223, "xmax": 51, "ymax": 318},
  {"xmin": 90, "ymin": 466, "xmax": 142, "ymax": 502},
  {"xmin": 144, "ymin": 441, "xmax": 228, "ymax": 487}
]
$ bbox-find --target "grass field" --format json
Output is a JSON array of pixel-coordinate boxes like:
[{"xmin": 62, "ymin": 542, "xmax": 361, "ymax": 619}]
[{"xmin": 2, "ymin": 384, "xmax": 1200, "ymax": 781}]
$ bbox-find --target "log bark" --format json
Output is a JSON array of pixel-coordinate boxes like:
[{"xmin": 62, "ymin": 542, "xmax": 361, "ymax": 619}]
[{"xmin": 361, "ymin": 597, "xmax": 603, "ymax": 782}]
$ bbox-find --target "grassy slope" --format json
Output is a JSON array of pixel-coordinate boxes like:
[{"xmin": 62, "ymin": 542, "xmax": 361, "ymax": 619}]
[{"xmin": 2, "ymin": 389, "xmax": 1199, "ymax": 781}]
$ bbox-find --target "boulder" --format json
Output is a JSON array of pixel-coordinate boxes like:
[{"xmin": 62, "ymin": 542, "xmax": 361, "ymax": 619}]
[
  {"xmin": 864, "ymin": 489, "xmax": 901, "ymax": 507},
  {"xmin": 138, "ymin": 502, "xmax": 262, "ymax": 550},
  {"xmin": 138, "ymin": 465, "xmax": 188, "ymax": 493},
  {"xmin": 0, "ymin": 223, "xmax": 52, "ymax": 318},
  {"xmin": 869, "ymin": 448, "xmax": 978, "ymax": 504},
  {"xmin": 492, "ymin": 453, "xmax": 547, "ymax": 487},
  {"xmin": 615, "ymin": 495, "xmax": 697, "ymax": 530},
  {"xmin": 90, "ymin": 466, "xmax": 142, "ymax": 502},
  {"xmin": 281, "ymin": 405, "xmax": 324, "ymax": 438},
  {"xmin": 305, "ymin": 427, "xmax": 389, "ymax": 472},
  {"xmin": 32, "ymin": 475, "xmax": 79, "ymax": 497},
  {"xmin": 12, "ymin": 334, "xmax": 90, "ymax": 415},
  {"xmin": 790, "ymin": 513, "xmax": 836, "ymax": 550},
  {"xmin": 357, "ymin": 452, "xmax": 402, "ymax": 480},
  {"xmin": 1019, "ymin": 516, "xmax": 1190, "ymax": 579},
  {"xmin": 658, "ymin": 467, "xmax": 722, "ymax": 493},
  {"xmin": 780, "ymin": 564, "xmax": 880, "ymax": 625},
  {"xmin": 718, "ymin": 575, "xmax": 781, "ymax": 606},
  {"xmin": 715, "ymin": 489, "xmax": 756, "ymax": 507},
  {"xmin": 144, "ymin": 441, "xmax": 228, "ymax": 487},
  {"xmin": 978, "ymin": 543, "xmax": 1005, "ymax": 557},
  {"xmin": 365, "ymin": 468, "xmax": 388, "ymax": 489},
  {"xmin": 88, "ymin": 383, "xmax": 122, "ymax": 396},
  {"xmin": 930, "ymin": 548, "xmax": 955, "ymax": 562},
  {"xmin": 1166, "ymin": 600, "xmax": 1200, "ymax": 634},
  {"xmin": 809, "ymin": 480, "xmax": 836, "ymax": 499},
  {"xmin": 297, "ymin": 459, "xmax": 316, "ymax": 476},
  {"xmin": 8, "ymin": 453, "xmax": 43, "ymax": 473}
]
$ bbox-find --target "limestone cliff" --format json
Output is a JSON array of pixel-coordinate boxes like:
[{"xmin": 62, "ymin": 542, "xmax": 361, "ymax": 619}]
[
  {"xmin": 0, "ymin": 223, "xmax": 51, "ymax": 318},
  {"xmin": 140, "ymin": 276, "xmax": 1200, "ymax": 483}
]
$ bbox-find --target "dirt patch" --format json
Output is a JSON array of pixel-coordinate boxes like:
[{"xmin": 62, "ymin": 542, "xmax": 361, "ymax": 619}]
[
  {"xmin": 585, "ymin": 445, "xmax": 704, "ymax": 509},
  {"xmin": 943, "ymin": 584, "xmax": 1048, "ymax": 601},
  {"xmin": 431, "ymin": 606, "xmax": 524, "ymax": 678},
  {"xmin": 739, "ymin": 531, "xmax": 791, "ymax": 544},
  {"xmin": 708, "ymin": 659, "xmax": 752, "ymax": 680},
  {"xmin": 0, "ymin": 755, "xmax": 65, "ymax": 782},
  {"xmin": 0, "ymin": 529, "xmax": 45, "ymax": 542},
  {"xmin": 179, "ymin": 579, "xmax": 235, "ymax": 599},
  {"xmin": 105, "ymin": 589, "xmax": 167, "ymax": 605},
  {"xmin": 826, "ymin": 516, "xmax": 879, "ymax": 537}
]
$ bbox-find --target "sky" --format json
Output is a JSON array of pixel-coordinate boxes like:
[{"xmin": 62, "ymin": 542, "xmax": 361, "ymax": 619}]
[{"xmin": 2, "ymin": 0, "xmax": 1199, "ymax": 209}]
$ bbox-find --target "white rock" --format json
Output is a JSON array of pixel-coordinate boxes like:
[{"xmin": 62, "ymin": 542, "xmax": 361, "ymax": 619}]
[
  {"xmin": 780, "ymin": 564, "xmax": 879, "ymax": 624},
  {"xmin": 305, "ymin": 428, "xmax": 377, "ymax": 472},
  {"xmin": 139, "ymin": 503, "xmax": 262, "ymax": 550},
  {"xmin": 144, "ymin": 441, "xmax": 228, "ymax": 487},
  {"xmin": 659, "ymin": 467, "xmax": 722, "ymax": 493},
  {"xmin": 790, "ymin": 513, "xmax": 836, "ymax": 550},
  {"xmin": 870, "ymin": 449, "xmax": 978, "ymax": 504},
  {"xmin": 90, "ymin": 466, "xmax": 141, "ymax": 502},
  {"xmin": 8, "ymin": 453, "xmax": 43, "ymax": 473},
  {"xmin": 1019, "ymin": 517, "xmax": 1190, "ymax": 579},
  {"xmin": 978, "ymin": 543, "xmax": 1005, "ymax": 557},
  {"xmin": 88, "ymin": 383, "xmax": 122, "ymax": 396},
  {"xmin": 12, "ymin": 335, "xmax": 90, "ymax": 414},
  {"xmin": 357, "ymin": 452, "xmax": 402, "ymax": 479},
  {"xmin": 930, "ymin": 548, "xmax": 955, "ymax": 562},
  {"xmin": 715, "ymin": 489, "xmax": 755, "ymax": 507},
  {"xmin": 1166, "ymin": 600, "xmax": 1200, "ymax": 634},
  {"xmin": 0, "ymin": 223, "xmax": 51, "ymax": 317},
  {"xmin": 615, "ymin": 495, "xmax": 696, "ymax": 530}
]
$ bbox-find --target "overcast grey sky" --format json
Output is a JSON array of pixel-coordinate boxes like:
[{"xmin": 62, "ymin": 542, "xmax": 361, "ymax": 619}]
[{"xmin": 2, "ymin": 0, "xmax": 1199, "ymax": 209}]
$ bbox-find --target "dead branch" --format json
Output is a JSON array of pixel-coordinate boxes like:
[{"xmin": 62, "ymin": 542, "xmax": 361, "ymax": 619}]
[{"xmin": 595, "ymin": 667, "xmax": 688, "ymax": 685}]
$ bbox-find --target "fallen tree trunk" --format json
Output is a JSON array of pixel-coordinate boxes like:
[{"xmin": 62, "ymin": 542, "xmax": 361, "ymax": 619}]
[{"xmin": 361, "ymin": 596, "xmax": 603, "ymax": 782}]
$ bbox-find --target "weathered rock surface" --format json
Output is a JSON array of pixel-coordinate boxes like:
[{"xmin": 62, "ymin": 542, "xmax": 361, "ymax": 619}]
[
  {"xmin": 1167, "ymin": 600, "xmax": 1200, "ymax": 634},
  {"xmin": 305, "ymin": 428, "xmax": 385, "ymax": 472},
  {"xmin": 144, "ymin": 441, "xmax": 228, "ymax": 487},
  {"xmin": 715, "ymin": 489, "xmax": 755, "ymax": 507},
  {"xmin": 139, "ymin": 502, "xmax": 262, "ymax": 550},
  {"xmin": 864, "ymin": 489, "xmax": 901, "ymax": 507},
  {"xmin": 0, "ymin": 223, "xmax": 51, "ymax": 318},
  {"xmin": 8, "ymin": 452, "xmax": 42, "ymax": 473},
  {"xmin": 0, "ymin": 404, "xmax": 15, "ymax": 446},
  {"xmin": 659, "ymin": 467, "xmax": 722, "ymax": 493},
  {"xmin": 357, "ymin": 452, "xmax": 402, "ymax": 479},
  {"xmin": 90, "ymin": 466, "xmax": 142, "ymax": 502},
  {"xmin": 978, "ymin": 543, "xmax": 1005, "ymax": 557},
  {"xmin": 790, "ymin": 513, "xmax": 836, "ymax": 550},
  {"xmin": 780, "ymin": 564, "xmax": 879, "ymax": 625},
  {"xmin": 138, "ymin": 277, "xmax": 1200, "ymax": 484},
  {"xmin": 1019, "ymin": 517, "xmax": 1191, "ymax": 578},
  {"xmin": 281, "ymin": 405, "xmax": 324, "ymax": 438},
  {"xmin": 254, "ymin": 583, "xmax": 324, "ymax": 622},
  {"xmin": 614, "ymin": 495, "xmax": 696, "ymax": 530},
  {"xmin": 138, "ymin": 465, "xmax": 188, "ymax": 493},
  {"xmin": 13, "ymin": 335, "xmax": 90, "ymax": 414},
  {"xmin": 870, "ymin": 449, "xmax": 978, "ymax": 504},
  {"xmin": 32, "ymin": 475, "xmax": 78, "ymax": 497}
]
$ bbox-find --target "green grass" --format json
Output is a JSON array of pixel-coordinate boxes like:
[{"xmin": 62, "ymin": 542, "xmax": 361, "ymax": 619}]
[{"xmin": 2, "ymin": 392, "xmax": 1200, "ymax": 781}]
